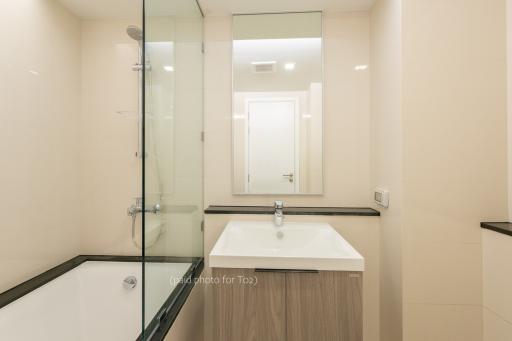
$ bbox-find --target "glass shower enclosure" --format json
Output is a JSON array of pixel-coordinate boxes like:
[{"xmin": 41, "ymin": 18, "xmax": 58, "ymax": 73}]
[{"xmin": 142, "ymin": 0, "xmax": 204, "ymax": 339}]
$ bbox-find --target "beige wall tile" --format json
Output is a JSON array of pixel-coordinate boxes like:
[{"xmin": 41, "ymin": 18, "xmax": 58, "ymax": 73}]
[
  {"xmin": 0, "ymin": 0, "xmax": 82, "ymax": 292},
  {"xmin": 401, "ymin": 0, "xmax": 508, "ymax": 243},
  {"xmin": 404, "ymin": 242, "xmax": 482, "ymax": 305},
  {"xmin": 79, "ymin": 19, "xmax": 142, "ymax": 256},
  {"xmin": 484, "ymin": 307, "xmax": 512, "ymax": 341},
  {"xmin": 400, "ymin": 0, "xmax": 508, "ymax": 339},
  {"xmin": 483, "ymin": 229, "xmax": 512, "ymax": 323},
  {"xmin": 370, "ymin": 0, "xmax": 403, "ymax": 340},
  {"xmin": 404, "ymin": 304, "xmax": 482, "ymax": 341}
]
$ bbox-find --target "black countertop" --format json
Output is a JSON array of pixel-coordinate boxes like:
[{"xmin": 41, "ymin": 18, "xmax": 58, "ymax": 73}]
[
  {"xmin": 481, "ymin": 222, "xmax": 512, "ymax": 237},
  {"xmin": 205, "ymin": 205, "xmax": 380, "ymax": 216}
]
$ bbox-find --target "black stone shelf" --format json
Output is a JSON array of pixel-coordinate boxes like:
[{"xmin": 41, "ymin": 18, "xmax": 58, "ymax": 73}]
[
  {"xmin": 481, "ymin": 222, "xmax": 512, "ymax": 237},
  {"xmin": 205, "ymin": 205, "xmax": 380, "ymax": 216}
]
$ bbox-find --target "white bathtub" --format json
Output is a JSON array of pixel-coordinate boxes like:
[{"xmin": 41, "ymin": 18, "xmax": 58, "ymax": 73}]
[{"xmin": 0, "ymin": 261, "xmax": 191, "ymax": 341}]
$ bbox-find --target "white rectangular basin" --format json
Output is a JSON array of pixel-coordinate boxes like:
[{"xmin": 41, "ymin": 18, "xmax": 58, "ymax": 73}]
[{"xmin": 209, "ymin": 220, "xmax": 364, "ymax": 271}]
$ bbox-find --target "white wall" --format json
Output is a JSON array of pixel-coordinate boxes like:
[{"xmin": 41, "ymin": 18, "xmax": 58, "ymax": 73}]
[
  {"xmin": 0, "ymin": 0, "xmax": 81, "ymax": 292},
  {"xmin": 370, "ymin": 0, "xmax": 402, "ymax": 340},
  {"xmin": 204, "ymin": 12, "xmax": 372, "ymax": 207}
]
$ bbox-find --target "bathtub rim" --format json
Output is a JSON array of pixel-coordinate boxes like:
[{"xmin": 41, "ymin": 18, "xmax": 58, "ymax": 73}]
[{"xmin": 0, "ymin": 255, "xmax": 204, "ymax": 341}]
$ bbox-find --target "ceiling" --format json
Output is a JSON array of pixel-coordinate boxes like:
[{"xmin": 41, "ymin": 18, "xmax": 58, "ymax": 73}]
[
  {"xmin": 58, "ymin": 0, "xmax": 375, "ymax": 19},
  {"xmin": 58, "ymin": 0, "xmax": 201, "ymax": 20},
  {"xmin": 198, "ymin": 0, "xmax": 376, "ymax": 16},
  {"xmin": 58, "ymin": 0, "xmax": 141, "ymax": 20}
]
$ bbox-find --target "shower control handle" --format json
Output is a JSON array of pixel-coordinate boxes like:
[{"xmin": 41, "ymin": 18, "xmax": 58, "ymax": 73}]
[{"xmin": 148, "ymin": 203, "xmax": 161, "ymax": 214}]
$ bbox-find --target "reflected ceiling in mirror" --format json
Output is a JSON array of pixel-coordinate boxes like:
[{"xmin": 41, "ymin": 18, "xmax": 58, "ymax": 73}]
[{"xmin": 232, "ymin": 12, "xmax": 323, "ymax": 195}]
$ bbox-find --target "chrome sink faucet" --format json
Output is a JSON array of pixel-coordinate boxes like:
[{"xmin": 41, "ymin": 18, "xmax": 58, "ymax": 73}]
[{"xmin": 274, "ymin": 201, "xmax": 284, "ymax": 227}]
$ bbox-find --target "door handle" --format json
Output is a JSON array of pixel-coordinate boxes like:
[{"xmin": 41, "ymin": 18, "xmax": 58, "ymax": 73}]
[{"xmin": 282, "ymin": 173, "xmax": 294, "ymax": 183}]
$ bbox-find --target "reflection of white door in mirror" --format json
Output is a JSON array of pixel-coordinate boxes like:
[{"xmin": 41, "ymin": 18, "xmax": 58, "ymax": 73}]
[{"xmin": 246, "ymin": 99, "xmax": 299, "ymax": 194}]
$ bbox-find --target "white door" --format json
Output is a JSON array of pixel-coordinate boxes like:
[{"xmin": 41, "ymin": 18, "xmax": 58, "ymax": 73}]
[{"xmin": 247, "ymin": 99, "xmax": 298, "ymax": 194}]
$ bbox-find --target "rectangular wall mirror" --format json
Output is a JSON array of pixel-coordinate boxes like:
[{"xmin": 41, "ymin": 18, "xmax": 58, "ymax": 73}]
[{"xmin": 232, "ymin": 12, "xmax": 324, "ymax": 195}]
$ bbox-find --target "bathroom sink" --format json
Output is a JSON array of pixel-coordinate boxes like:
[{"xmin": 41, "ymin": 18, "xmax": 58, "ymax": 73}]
[{"xmin": 209, "ymin": 220, "xmax": 364, "ymax": 271}]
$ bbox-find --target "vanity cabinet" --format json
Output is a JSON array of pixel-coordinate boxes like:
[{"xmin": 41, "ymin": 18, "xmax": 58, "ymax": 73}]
[
  {"xmin": 213, "ymin": 268, "xmax": 286, "ymax": 341},
  {"xmin": 213, "ymin": 268, "xmax": 362, "ymax": 341}
]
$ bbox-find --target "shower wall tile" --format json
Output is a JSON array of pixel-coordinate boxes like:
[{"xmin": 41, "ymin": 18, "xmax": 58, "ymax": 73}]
[
  {"xmin": 0, "ymin": 0, "xmax": 82, "ymax": 292},
  {"xmin": 79, "ymin": 19, "xmax": 142, "ymax": 256}
]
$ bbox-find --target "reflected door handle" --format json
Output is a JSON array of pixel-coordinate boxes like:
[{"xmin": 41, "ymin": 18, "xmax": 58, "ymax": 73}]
[{"xmin": 282, "ymin": 173, "xmax": 294, "ymax": 183}]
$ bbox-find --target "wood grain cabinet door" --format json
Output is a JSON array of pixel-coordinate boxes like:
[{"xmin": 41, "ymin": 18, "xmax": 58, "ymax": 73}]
[
  {"xmin": 213, "ymin": 268, "xmax": 286, "ymax": 341},
  {"xmin": 286, "ymin": 271, "xmax": 363, "ymax": 341}
]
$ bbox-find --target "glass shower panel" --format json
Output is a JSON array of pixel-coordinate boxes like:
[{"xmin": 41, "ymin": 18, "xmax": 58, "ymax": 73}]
[{"xmin": 143, "ymin": 0, "xmax": 203, "ymax": 336}]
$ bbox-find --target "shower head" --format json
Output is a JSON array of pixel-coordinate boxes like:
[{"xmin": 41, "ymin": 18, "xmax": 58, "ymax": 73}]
[{"xmin": 126, "ymin": 25, "xmax": 143, "ymax": 42}]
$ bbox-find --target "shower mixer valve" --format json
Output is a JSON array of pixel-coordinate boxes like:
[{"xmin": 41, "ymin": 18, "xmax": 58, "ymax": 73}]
[
  {"xmin": 127, "ymin": 197, "xmax": 161, "ymax": 249},
  {"xmin": 127, "ymin": 198, "xmax": 161, "ymax": 217}
]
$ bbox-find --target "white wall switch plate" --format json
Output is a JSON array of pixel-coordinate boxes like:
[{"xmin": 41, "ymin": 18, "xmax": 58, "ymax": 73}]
[{"xmin": 374, "ymin": 188, "xmax": 389, "ymax": 208}]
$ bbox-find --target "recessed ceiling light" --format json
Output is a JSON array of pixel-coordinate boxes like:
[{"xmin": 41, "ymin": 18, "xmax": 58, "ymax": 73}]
[
  {"xmin": 284, "ymin": 63, "xmax": 296, "ymax": 70},
  {"xmin": 354, "ymin": 65, "xmax": 368, "ymax": 71},
  {"xmin": 164, "ymin": 65, "xmax": 174, "ymax": 72}
]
